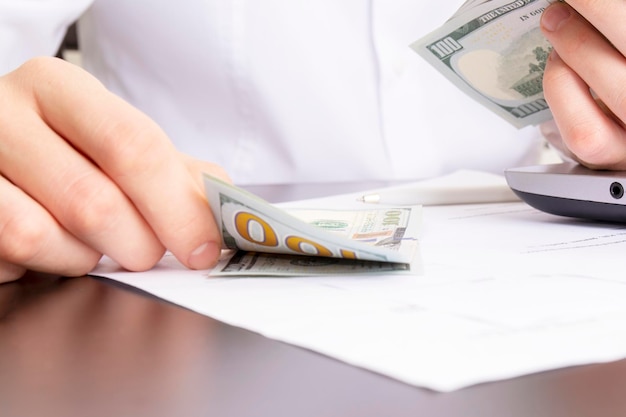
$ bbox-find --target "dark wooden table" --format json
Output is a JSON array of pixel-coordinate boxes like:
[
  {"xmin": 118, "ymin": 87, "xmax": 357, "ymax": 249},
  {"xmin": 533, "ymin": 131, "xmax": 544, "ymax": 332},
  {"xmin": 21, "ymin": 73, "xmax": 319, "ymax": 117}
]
[{"xmin": 2, "ymin": 182, "xmax": 626, "ymax": 417}]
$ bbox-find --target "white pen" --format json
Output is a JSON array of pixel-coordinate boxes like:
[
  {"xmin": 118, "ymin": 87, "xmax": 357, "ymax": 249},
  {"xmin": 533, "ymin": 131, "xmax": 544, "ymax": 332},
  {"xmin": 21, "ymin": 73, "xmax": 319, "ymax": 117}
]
[{"xmin": 357, "ymin": 170, "xmax": 520, "ymax": 206}]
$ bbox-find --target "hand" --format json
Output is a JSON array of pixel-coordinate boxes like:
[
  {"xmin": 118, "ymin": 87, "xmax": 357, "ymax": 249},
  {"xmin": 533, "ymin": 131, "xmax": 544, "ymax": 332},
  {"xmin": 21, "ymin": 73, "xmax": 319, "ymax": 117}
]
[
  {"xmin": 0, "ymin": 57, "xmax": 228, "ymax": 283},
  {"xmin": 540, "ymin": 0, "xmax": 626, "ymax": 170}
]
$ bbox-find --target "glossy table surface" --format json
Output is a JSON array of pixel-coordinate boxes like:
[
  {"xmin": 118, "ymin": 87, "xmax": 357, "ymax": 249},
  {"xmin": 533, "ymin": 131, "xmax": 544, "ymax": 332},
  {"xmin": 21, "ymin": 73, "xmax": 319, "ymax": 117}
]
[{"xmin": 2, "ymin": 182, "xmax": 626, "ymax": 417}]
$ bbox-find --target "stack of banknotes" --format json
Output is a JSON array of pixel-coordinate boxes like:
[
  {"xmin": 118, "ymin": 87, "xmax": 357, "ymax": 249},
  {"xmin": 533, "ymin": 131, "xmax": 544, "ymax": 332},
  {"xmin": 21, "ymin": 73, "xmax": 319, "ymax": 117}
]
[
  {"xmin": 203, "ymin": 175, "xmax": 422, "ymax": 276},
  {"xmin": 412, "ymin": 0, "xmax": 562, "ymax": 128}
]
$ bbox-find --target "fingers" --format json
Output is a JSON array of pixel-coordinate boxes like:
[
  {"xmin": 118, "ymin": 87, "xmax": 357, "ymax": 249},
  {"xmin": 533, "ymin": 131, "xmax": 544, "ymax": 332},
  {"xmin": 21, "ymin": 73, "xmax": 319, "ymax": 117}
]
[
  {"xmin": 542, "ymin": 48, "xmax": 626, "ymax": 168},
  {"xmin": 0, "ymin": 260, "xmax": 26, "ymax": 284},
  {"xmin": 1, "ymin": 57, "xmax": 221, "ymax": 274},
  {"xmin": 541, "ymin": 2, "xmax": 626, "ymax": 123},
  {"xmin": 32, "ymin": 59, "xmax": 222, "ymax": 270},
  {"xmin": 0, "ymin": 176, "xmax": 101, "ymax": 281},
  {"xmin": 541, "ymin": 2, "xmax": 626, "ymax": 169},
  {"xmin": 1, "ymin": 67, "xmax": 166, "ymax": 272}
]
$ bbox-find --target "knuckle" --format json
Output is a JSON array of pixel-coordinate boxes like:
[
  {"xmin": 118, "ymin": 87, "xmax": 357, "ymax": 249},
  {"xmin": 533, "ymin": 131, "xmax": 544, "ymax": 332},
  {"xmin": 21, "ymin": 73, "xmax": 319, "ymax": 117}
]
[
  {"xmin": 93, "ymin": 115, "xmax": 170, "ymax": 178},
  {"xmin": 12, "ymin": 57, "xmax": 72, "ymax": 91},
  {"xmin": 61, "ymin": 174, "xmax": 126, "ymax": 237},
  {"xmin": 0, "ymin": 211, "xmax": 50, "ymax": 265},
  {"xmin": 18, "ymin": 56, "xmax": 64, "ymax": 73}
]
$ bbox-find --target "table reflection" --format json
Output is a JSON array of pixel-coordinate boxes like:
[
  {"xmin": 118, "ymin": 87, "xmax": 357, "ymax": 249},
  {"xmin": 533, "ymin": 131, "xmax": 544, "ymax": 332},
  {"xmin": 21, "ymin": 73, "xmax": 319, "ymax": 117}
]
[{"xmin": 0, "ymin": 273, "xmax": 216, "ymax": 417}]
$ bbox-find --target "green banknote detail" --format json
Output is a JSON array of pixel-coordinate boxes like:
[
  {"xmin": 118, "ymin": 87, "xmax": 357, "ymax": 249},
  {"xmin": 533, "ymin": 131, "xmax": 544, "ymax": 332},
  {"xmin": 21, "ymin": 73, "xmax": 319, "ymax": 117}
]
[{"xmin": 413, "ymin": 0, "xmax": 558, "ymax": 128}]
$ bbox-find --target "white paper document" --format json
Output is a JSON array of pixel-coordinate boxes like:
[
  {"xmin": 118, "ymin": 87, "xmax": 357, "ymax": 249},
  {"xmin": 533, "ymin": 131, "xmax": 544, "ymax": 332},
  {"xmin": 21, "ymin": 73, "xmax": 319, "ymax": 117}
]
[{"xmin": 92, "ymin": 181, "xmax": 626, "ymax": 392}]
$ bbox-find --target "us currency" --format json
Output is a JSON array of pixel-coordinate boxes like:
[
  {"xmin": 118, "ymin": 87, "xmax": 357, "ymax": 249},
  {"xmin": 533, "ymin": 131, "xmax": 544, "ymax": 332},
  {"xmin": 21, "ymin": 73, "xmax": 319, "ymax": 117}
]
[
  {"xmin": 211, "ymin": 252, "xmax": 414, "ymax": 277},
  {"xmin": 412, "ymin": 0, "xmax": 561, "ymax": 128},
  {"xmin": 203, "ymin": 174, "xmax": 422, "ymax": 276}
]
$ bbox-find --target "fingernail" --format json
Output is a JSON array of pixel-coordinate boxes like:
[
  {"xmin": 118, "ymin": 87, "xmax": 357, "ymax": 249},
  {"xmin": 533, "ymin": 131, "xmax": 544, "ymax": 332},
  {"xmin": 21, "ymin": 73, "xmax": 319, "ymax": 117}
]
[
  {"xmin": 188, "ymin": 241, "xmax": 221, "ymax": 270},
  {"xmin": 541, "ymin": 3, "xmax": 571, "ymax": 32}
]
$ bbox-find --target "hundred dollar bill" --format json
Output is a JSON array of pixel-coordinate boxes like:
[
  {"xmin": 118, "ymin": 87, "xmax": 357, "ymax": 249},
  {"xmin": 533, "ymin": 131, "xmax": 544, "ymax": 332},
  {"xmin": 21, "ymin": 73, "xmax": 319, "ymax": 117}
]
[
  {"xmin": 203, "ymin": 174, "xmax": 422, "ymax": 276},
  {"xmin": 412, "ymin": 0, "xmax": 560, "ymax": 128}
]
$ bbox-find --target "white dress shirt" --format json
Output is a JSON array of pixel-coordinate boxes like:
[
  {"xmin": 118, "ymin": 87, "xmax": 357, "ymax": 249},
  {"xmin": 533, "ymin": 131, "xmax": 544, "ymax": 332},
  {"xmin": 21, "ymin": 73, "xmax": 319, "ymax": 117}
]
[{"xmin": 1, "ymin": 0, "xmax": 543, "ymax": 185}]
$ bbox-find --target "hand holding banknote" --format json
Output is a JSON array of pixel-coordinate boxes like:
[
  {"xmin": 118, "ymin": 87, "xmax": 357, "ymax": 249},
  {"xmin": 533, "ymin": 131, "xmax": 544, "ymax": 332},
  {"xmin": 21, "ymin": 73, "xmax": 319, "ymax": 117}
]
[
  {"xmin": 202, "ymin": 174, "xmax": 422, "ymax": 276},
  {"xmin": 540, "ymin": 0, "xmax": 626, "ymax": 170}
]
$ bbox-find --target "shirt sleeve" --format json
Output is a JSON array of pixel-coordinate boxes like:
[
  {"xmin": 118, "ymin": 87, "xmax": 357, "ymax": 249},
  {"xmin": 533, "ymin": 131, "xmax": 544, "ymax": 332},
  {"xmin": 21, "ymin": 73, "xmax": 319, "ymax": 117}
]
[{"xmin": 0, "ymin": 0, "xmax": 94, "ymax": 75}]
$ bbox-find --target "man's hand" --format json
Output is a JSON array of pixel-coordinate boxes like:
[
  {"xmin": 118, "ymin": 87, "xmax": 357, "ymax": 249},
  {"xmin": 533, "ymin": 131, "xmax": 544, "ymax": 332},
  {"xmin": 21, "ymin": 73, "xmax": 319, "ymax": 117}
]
[
  {"xmin": 0, "ymin": 57, "xmax": 228, "ymax": 283},
  {"xmin": 540, "ymin": 0, "xmax": 626, "ymax": 170}
]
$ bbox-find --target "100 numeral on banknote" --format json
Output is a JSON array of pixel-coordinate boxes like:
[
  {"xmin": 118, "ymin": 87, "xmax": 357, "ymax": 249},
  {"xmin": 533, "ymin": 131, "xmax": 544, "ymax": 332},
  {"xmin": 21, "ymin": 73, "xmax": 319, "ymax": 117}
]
[{"xmin": 413, "ymin": 0, "xmax": 559, "ymax": 128}]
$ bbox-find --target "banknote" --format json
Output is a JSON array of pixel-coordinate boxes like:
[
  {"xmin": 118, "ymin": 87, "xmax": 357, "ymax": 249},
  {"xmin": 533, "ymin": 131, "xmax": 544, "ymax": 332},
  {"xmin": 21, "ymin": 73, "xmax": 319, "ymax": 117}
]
[
  {"xmin": 412, "ymin": 0, "xmax": 560, "ymax": 128},
  {"xmin": 203, "ymin": 174, "xmax": 422, "ymax": 276},
  {"xmin": 211, "ymin": 251, "xmax": 414, "ymax": 277}
]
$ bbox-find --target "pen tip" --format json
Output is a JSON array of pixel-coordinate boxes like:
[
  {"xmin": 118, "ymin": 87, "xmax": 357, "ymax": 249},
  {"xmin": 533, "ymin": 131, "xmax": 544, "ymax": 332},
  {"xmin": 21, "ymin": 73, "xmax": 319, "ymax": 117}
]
[{"xmin": 357, "ymin": 194, "xmax": 380, "ymax": 204}]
